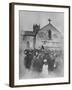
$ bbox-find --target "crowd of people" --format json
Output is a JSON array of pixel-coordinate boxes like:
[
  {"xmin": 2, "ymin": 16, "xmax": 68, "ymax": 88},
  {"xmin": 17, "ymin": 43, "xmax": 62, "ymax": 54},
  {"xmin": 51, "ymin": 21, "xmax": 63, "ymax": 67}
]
[{"xmin": 24, "ymin": 46, "xmax": 63, "ymax": 73}]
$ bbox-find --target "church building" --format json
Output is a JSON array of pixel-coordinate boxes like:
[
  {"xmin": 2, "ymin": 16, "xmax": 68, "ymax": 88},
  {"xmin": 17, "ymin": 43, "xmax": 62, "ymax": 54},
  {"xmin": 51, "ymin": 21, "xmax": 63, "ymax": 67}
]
[{"xmin": 23, "ymin": 19, "xmax": 63, "ymax": 51}]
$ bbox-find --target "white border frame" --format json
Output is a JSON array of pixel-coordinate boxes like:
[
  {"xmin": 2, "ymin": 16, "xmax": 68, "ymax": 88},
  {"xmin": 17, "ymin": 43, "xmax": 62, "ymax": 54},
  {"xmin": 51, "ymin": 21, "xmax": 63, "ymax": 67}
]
[{"xmin": 14, "ymin": 4, "xmax": 69, "ymax": 86}]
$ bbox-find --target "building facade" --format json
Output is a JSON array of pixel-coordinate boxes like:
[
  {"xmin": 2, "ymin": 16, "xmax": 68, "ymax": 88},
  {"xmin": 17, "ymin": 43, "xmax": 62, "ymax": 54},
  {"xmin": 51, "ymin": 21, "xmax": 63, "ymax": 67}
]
[{"xmin": 23, "ymin": 19, "xmax": 63, "ymax": 51}]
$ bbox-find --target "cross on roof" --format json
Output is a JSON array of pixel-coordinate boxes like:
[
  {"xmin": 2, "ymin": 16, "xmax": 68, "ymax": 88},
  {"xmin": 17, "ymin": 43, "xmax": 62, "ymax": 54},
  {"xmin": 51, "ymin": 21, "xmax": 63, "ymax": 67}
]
[{"xmin": 48, "ymin": 18, "xmax": 51, "ymax": 23}]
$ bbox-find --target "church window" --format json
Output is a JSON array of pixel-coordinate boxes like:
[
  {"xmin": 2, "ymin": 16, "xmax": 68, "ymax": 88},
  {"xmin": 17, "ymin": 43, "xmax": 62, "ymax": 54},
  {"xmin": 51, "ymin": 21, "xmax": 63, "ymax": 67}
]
[{"xmin": 48, "ymin": 30, "xmax": 52, "ymax": 40}]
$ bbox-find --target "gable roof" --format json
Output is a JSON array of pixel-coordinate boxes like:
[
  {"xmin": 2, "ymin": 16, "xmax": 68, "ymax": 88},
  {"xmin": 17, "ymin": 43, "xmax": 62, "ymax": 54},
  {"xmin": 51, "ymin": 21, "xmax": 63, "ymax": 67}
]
[{"xmin": 40, "ymin": 23, "xmax": 61, "ymax": 34}]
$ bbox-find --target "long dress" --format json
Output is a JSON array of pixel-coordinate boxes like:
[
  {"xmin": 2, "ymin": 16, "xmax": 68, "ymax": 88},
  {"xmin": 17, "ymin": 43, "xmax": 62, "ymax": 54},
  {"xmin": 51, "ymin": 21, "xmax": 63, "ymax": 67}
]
[
  {"xmin": 31, "ymin": 53, "xmax": 44, "ymax": 72},
  {"xmin": 24, "ymin": 53, "xmax": 33, "ymax": 69}
]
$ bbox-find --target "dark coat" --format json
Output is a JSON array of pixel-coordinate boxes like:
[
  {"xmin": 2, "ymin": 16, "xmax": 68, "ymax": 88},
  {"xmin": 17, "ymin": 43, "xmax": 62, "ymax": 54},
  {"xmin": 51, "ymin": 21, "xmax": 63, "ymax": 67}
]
[{"xmin": 24, "ymin": 53, "xmax": 33, "ymax": 69}]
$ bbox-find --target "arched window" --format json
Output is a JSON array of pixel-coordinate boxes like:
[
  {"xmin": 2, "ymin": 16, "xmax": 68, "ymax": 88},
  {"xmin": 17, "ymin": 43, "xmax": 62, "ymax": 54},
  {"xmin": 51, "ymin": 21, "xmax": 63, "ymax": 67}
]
[{"xmin": 48, "ymin": 30, "xmax": 52, "ymax": 40}]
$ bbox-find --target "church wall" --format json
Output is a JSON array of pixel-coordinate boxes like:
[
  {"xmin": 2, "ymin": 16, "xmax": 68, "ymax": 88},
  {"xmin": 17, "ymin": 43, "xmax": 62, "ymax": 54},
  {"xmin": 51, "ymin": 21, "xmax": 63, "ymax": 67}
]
[
  {"xmin": 23, "ymin": 36, "xmax": 34, "ymax": 49},
  {"xmin": 35, "ymin": 29, "xmax": 63, "ymax": 50}
]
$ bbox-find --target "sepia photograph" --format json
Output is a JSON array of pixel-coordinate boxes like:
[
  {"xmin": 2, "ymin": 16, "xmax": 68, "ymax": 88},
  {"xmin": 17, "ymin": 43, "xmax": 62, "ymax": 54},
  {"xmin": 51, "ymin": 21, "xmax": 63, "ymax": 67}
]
[{"xmin": 9, "ymin": 3, "xmax": 70, "ymax": 87}]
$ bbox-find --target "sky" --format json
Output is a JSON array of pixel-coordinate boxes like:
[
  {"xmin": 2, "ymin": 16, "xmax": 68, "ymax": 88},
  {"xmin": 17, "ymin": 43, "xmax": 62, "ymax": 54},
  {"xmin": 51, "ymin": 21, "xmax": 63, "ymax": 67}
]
[{"xmin": 19, "ymin": 10, "xmax": 64, "ymax": 33}]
